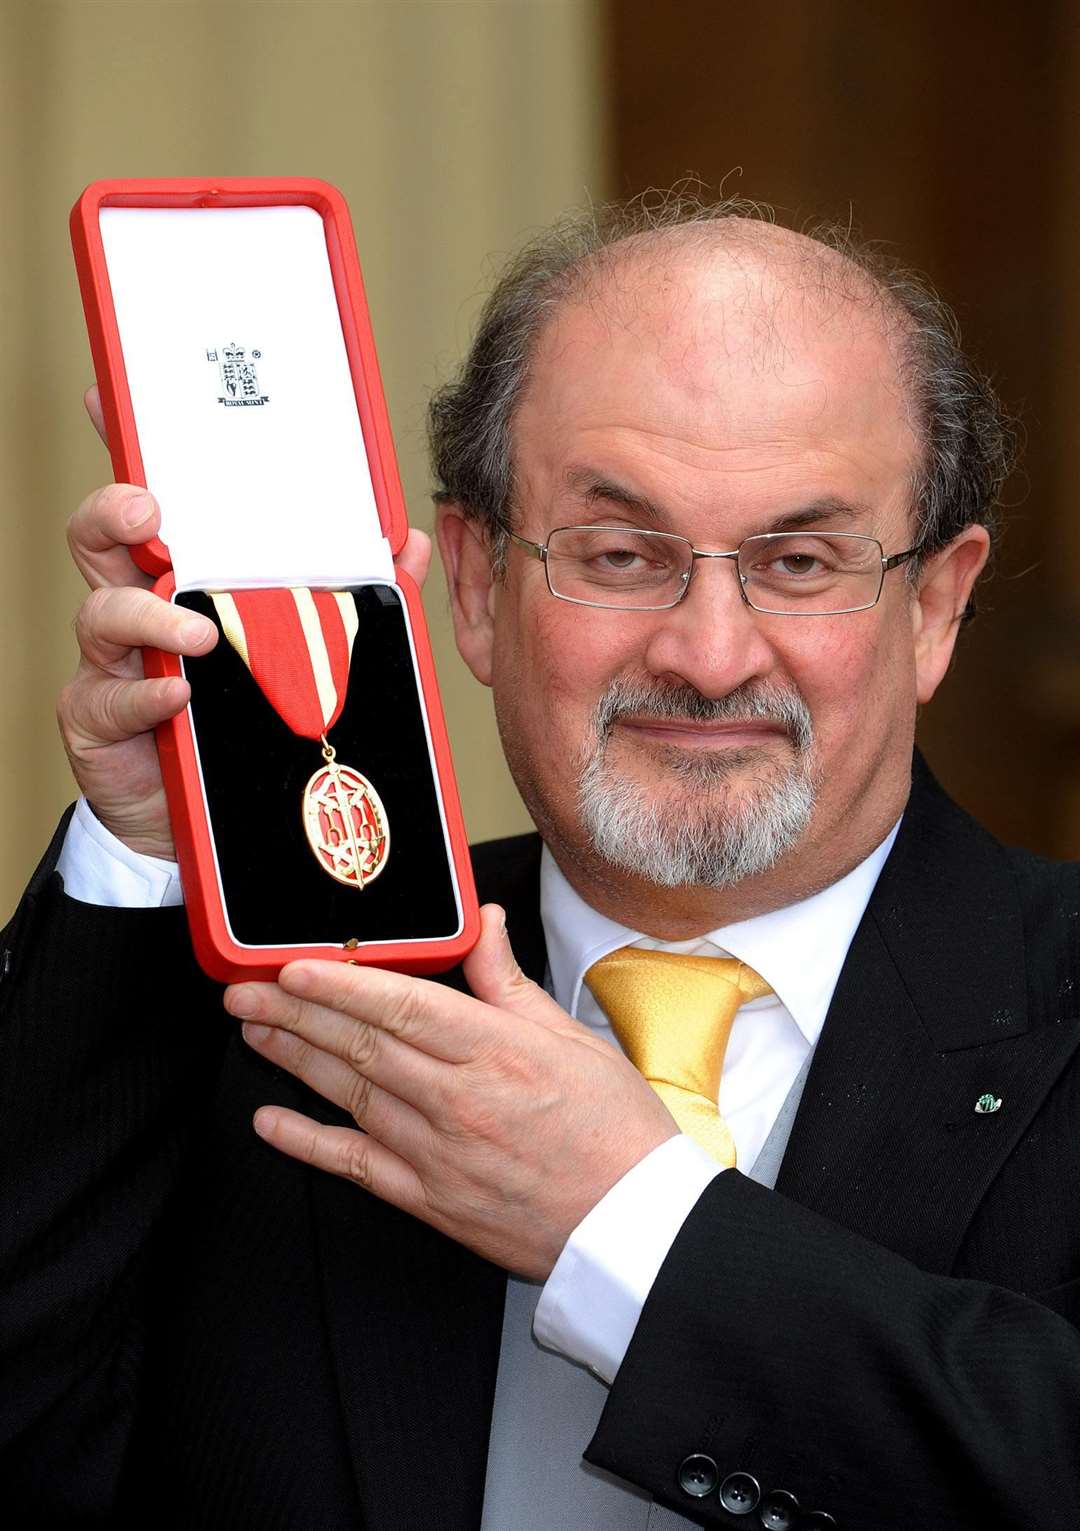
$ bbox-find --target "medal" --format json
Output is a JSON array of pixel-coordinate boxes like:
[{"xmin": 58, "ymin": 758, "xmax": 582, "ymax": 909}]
[{"xmin": 209, "ymin": 588, "xmax": 389, "ymax": 889}]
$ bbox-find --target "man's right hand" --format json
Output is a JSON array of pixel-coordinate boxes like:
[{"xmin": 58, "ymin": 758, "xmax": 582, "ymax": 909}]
[
  {"xmin": 57, "ymin": 386, "xmax": 434, "ymax": 862},
  {"xmin": 55, "ymin": 387, "xmax": 219, "ymax": 859}
]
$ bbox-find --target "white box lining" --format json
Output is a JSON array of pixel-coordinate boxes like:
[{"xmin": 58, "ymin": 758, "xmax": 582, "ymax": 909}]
[{"xmin": 99, "ymin": 205, "xmax": 395, "ymax": 590}]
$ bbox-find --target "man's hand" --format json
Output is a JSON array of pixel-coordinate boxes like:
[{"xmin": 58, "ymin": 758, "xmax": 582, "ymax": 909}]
[
  {"xmin": 224, "ymin": 905, "xmax": 678, "ymax": 1279},
  {"xmin": 58, "ymin": 472, "xmax": 217, "ymax": 858},
  {"xmin": 57, "ymin": 385, "xmax": 432, "ymax": 859}
]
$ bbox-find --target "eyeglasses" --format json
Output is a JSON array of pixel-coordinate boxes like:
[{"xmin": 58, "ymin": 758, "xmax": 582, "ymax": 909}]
[{"xmin": 508, "ymin": 526, "xmax": 923, "ymax": 615}]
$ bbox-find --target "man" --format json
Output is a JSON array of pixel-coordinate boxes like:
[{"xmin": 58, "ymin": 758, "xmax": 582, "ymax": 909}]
[{"xmin": 4, "ymin": 196, "xmax": 1080, "ymax": 1529}]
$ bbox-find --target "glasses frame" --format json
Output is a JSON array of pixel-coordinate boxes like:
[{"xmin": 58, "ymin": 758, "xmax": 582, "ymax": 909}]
[{"xmin": 507, "ymin": 526, "xmax": 924, "ymax": 615}]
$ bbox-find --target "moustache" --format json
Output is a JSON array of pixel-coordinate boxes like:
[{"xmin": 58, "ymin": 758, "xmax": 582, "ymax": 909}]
[{"xmin": 591, "ymin": 678, "xmax": 814, "ymax": 753}]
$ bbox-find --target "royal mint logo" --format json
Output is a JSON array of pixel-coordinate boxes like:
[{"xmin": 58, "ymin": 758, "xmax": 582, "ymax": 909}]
[{"xmin": 207, "ymin": 343, "xmax": 269, "ymax": 407}]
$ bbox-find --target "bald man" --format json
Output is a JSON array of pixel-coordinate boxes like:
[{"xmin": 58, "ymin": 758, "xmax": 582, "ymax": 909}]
[{"xmin": 5, "ymin": 198, "xmax": 1080, "ymax": 1531}]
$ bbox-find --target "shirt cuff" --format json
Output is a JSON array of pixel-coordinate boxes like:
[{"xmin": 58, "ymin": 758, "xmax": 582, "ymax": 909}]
[
  {"xmin": 56, "ymin": 797, "xmax": 185, "ymax": 909},
  {"xmin": 533, "ymin": 1133, "xmax": 722, "ymax": 1384}
]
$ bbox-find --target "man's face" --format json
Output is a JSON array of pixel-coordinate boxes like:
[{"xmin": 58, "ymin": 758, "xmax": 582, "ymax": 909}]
[{"xmin": 444, "ymin": 239, "xmax": 984, "ymax": 915}]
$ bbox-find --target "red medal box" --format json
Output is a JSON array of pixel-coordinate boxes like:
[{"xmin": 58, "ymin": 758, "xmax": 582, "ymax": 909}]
[{"xmin": 70, "ymin": 178, "xmax": 480, "ymax": 981}]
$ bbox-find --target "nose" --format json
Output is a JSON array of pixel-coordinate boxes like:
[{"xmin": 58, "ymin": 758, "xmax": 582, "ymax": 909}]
[{"xmin": 640, "ymin": 554, "xmax": 778, "ymax": 698}]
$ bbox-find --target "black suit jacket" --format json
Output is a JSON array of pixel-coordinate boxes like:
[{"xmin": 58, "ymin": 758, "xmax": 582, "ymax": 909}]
[{"xmin": 3, "ymin": 756, "xmax": 1080, "ymax": 1529}]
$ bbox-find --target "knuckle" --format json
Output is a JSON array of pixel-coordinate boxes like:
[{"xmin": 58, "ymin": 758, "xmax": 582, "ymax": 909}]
[
  {"xmin": 79, "ymin": 585, "xmax": 162, "ymax": 654},
  {"xmin": 93, "ymin": 677, "xmax": 128, "ymax": 735},
  {"xmin": 343, "ymin": 1020, "xmax": 380, "ymax": 1072},
  {"xmin": 55, "ymin": 680, "xmax": 77, "ymax": 728},
  {"xmin": 67, "ymin": 489, "xmax": 105, "ymax": 549},
  {"xmin": 56, "ymin": 676, "xmax": 101, "ymax": 759},
  {"xmin": 77, "ymin": 585, "xmax": 111, "ymax": 637},
  {"xmin": 345, "ymin": 1072, "xmax": 375, "ymax": 1125},
  {"xmin": 505, "ymin": 966, "xmax": 540, "ymax": 1004},
  {"xmin": 452, "ymin": 1105, "xmax": 499, "ymax": 1148},
  {"xmin": 378, "ymin": 983, "xmax": 424, "ymax": 1040},
  {"xmin": 67, "ymin": 487, "xmax": 102, "ymax": 542},
  {"xmin": 339, "ymin": 1136, "xmax": 374, "ymax": 1188},
  {"xmin": 270, "ymin": 994, "xmax": 310, "ymax": 1041},
  {"xmin": 296, "ymin": 1123, "xmax": 324, "ymax": 1166}
]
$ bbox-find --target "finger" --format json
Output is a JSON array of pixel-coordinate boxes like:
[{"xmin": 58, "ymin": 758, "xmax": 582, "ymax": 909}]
[
  {"xmin": 462, "ymin": 904, "xmax": 575, "ymax": 1031},
  {"xmin": 271, "ymin": 959, "xmax": 497, "ymax": 1062},
  {"xmin": 84, "ymin": 384, "xmax": 108, "ymax": 446},
  {"xmin": 75, "ymin": 585, "xmax": 217, "ymax": 672},
  {"xmin": 395, "ymin": 527, "xmax": 432, "ymax": 589},
  {"xmin": 241, "ymin": 1020, "xmax": 432, "ymax": 1150},
  {"xmin": 252, "ymin": 1105, "xmax": 425, "ymax": 1212},
  {"xmin": 59, "ymin": 672, "xmax": 191, "ymax": 747},
  {"xmin": 68, "ymin": 482, "xmax": 161, "ymax": 591},
  {"xmin": 226, "ymin": 980, "xmax": 453, "ymax": 1110}
]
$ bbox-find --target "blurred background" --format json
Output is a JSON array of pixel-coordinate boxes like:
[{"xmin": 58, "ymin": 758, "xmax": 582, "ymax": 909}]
[{"xmin": 2, "ymin": 0, "xmax": 1077, "ymax": 919}]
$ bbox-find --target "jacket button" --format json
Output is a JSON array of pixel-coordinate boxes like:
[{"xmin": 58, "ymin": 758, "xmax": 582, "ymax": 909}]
[
  {"xmin": 677, "ymin": 1454, "xmax": 719, "ymax": 1498},
  {"xmin": 799, "ymin": 1514, "xmax": 838, "ymax": 1529},
  {"xmin": 719, "ymin": 1472, "xmax": 761, "ymax": 1514},
  {"xmin": 760, "ymin": 1489, "xmax": 800, "ymax": 1528}
]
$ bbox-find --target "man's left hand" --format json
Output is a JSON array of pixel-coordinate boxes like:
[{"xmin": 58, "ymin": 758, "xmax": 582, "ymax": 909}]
[{"xmin": 224, "ymin": 906, "xmax": 677, "ymax": 1279}]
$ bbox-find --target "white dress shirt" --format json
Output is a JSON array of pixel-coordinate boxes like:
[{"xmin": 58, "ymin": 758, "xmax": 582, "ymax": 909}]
[
  {"xmin": 532, "ymin": 827, "xmax": 899, "ymax": 1381},
  {"xmin": 57, "ymin": 800, "xmax": 899, "ymax": 1385},
  {"xmin": 58, "ymin": 796, "xmax": 185, "ymax": 908}
]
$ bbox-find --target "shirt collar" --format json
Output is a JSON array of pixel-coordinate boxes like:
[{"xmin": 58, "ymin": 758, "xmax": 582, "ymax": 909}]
[{"xmin": 540, "ymin": 820, "xmax": 901, "ymax": 1048}]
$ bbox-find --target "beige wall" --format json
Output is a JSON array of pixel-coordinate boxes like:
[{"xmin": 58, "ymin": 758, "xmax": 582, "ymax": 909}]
[{"xmin": 0, "ymin": 0, "xmax": 608, "ymax": 918}]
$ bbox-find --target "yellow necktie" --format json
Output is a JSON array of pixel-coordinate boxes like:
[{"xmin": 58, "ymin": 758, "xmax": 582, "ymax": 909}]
[{"xmin": 585, "ymin": 947, "xmax": 772, "ymax": 1167}]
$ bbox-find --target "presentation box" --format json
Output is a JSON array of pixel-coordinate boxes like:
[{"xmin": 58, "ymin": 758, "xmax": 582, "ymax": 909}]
[{"xmin": 71, "ymin": 178, "xmax": 479, "ymax": 982}]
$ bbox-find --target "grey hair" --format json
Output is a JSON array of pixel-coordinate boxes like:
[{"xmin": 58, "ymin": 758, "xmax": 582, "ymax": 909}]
[{"xmin": 428, "ymin": 188, "xmax": 1017, "ymax": 608}]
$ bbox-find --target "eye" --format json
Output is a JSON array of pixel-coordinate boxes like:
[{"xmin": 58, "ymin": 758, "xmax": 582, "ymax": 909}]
[
  {"xmin": 546, "ymin": 526, "xmax": 685, "ymax": 594},
  {"xmin": 593, "ymin": 544, "xmax": 648, "ymax": 570},
  {"xmin": 746, "ymin": 537, "xmax": 845, "ymax": 581},
  {"xmin": 771, "ymin": 550, "xmax": 825, "ymax": 577}
]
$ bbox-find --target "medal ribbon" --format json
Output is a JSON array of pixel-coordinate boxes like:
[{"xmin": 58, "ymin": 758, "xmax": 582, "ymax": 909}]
[{"xmin": 209, "ymin": 588, "xmax": 359, "ymax": 740}]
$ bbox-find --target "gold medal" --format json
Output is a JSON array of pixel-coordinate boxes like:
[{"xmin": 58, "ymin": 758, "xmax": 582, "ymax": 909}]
[
  {"xmin": 302, "ymin": 737, "xmax": 389, "ymax": 888},
  {"xmin": 211, "ymin": 588, "xmax": 389, "ymax": 888}
]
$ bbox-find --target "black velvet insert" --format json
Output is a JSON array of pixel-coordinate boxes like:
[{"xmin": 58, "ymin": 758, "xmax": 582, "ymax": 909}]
[{"xmin": 177, "ymin": 585, "xmax": 460, "ymax": 948}]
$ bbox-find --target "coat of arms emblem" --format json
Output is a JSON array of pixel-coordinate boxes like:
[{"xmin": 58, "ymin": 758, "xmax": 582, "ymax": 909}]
[{"xmin": 207, "ymin": 343, "xmax": 269, "ymax": 407}]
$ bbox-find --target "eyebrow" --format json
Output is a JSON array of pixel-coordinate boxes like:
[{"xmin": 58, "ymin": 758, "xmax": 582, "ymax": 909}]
[
  {"xmin": 565, "ymin": 469, "xmax": 663, "ymax": 522},
  {"xmin": 562, "ymin": 469, "xmax": 869, "ymax": 534}
]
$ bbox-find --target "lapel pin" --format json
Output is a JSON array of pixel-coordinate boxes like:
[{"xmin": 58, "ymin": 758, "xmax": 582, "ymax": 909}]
[{"xmin": 974, "ymin": 1093, "xmax": 1003, "ymax": 1115}]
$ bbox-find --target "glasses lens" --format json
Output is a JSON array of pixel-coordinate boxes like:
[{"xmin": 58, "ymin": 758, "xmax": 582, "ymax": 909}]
[
  {"xmin": 738, "ymin": 533, "xmax": 883, "ymax": 614},
  {"xmin": 546, "ymin": 527, "xmax": 691, "ymax": 608}
]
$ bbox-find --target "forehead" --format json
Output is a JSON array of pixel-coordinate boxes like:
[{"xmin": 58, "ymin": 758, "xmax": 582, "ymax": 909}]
[{"xmin": 514, "ymin": 232, "xmax": 919, "ymax": 523}]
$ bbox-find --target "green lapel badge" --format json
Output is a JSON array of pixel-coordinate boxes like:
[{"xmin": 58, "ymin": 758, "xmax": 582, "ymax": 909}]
[{"xmin": 974, "ymin": 1093, "xmax": 1003, "ymax": 1115}]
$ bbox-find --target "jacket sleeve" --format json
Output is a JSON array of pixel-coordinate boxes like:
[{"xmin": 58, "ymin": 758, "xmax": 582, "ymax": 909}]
[
  {"xmin": 586, "ymin": 1168, "xmax": 1080, "ymax": 1529},
  {"xmin": 0, "ymin": 813, "xmax": 227, "ymax": 1523}
]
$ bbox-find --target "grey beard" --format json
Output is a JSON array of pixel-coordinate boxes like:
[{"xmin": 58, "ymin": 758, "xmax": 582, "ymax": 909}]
[{"xmin": 576, "ymin": 679, "xmax": 816, "ymax": 890}]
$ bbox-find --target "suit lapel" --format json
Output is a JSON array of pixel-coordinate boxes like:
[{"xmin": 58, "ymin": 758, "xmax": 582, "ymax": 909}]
[
  {"xmin": 777, "ymin": 757, "xmax": 1080, "ymax": 1273},
  {"xmin": 313, "ymin": 833, "xmax": 546, "ymax": 1530}
]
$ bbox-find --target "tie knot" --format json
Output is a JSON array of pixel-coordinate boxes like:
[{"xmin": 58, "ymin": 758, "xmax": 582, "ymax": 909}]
[
  {"xmin": 584, "ymin": 946, "xmax": 773, "ymax": 1167},
  {"xmin": 585, "ymin": 946, "xmax": 772, "ymax": 1091}
]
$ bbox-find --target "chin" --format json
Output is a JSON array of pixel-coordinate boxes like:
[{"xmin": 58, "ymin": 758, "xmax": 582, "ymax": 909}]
[{"xmin": 576, "ymin": 745, "xmax": 817, "ymax": 891}]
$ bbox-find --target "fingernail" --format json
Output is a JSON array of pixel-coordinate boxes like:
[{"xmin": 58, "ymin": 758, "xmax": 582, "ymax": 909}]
[
  {"xmin": 181, "ymin": 618, "xmax": 214, "ymax": 647},
  {"xmin": 228, "ymin": 988, "xmax": 256, "ymax": 1018},
  {"xmin": 242, "ymin": 1021, "xmax": 272, "ymax": 1047},
  {"xmin": 253, "ymin": 1108, "xmax": 275, "ymax": 1140},
  {"xmin": 123, "ymin": 492, "xmax": 154, "ymax": 528}
]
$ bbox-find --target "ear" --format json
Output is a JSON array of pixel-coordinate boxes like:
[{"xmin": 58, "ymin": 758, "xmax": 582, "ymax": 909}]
[
  {"xmin": 912, "ymin": 524, "xmax": 991, "ymax": 704},
  {"xmin": 435, "ymin": 502, "xmax": 498, "ymax": 687}
]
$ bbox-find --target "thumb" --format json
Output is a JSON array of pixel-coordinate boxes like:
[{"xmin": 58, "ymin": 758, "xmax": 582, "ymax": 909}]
[
  {"xmin": 84, "ymin": 383, "xmax": 109, "ymax": 447},
  {"xmin": 464, "ymin": 903, "xmax": 570, "ymax": 1029},
  {"xmin": 394, "ymin": 527, "xmax": 432, "ymax": 590}
]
